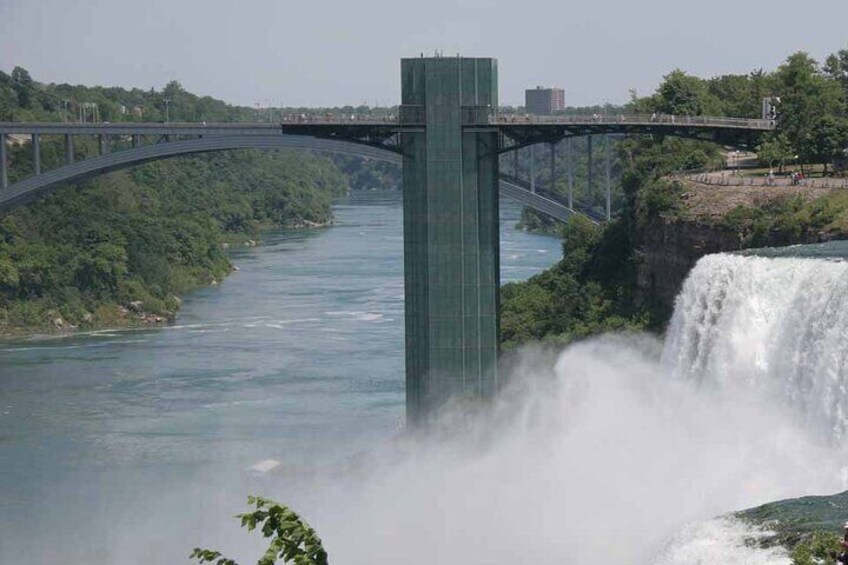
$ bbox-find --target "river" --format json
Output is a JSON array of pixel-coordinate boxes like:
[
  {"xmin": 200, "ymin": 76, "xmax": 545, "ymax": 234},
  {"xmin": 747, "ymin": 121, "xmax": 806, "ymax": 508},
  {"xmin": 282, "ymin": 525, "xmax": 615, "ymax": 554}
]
[{"xmin": 0, "ymin": 191, "xmax": 562, "ymax": 564}]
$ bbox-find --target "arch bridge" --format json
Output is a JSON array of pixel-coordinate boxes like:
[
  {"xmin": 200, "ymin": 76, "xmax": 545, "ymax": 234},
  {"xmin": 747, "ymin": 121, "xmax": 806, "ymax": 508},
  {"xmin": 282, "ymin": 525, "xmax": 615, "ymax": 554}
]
[
  {"xmin": 0, "ymin": 123, "xmax": 580, "ymax": 224},
  {"xmin": 0, "ymin": 57, "xmax": 774, "ymax": 423}
]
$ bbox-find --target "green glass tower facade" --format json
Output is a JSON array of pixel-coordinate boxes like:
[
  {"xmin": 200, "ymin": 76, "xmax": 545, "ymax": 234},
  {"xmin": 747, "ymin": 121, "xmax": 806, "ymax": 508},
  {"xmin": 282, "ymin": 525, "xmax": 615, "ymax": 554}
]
[{"xmin": 400, "ymin": 57, "xmax": 500, "ymax": 424}]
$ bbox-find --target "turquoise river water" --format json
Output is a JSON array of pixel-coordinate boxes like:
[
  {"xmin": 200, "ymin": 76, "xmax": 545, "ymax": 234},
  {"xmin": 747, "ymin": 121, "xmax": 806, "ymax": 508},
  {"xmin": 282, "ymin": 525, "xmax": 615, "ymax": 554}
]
[{"xmin": 0, "ymin": 191, "xmax": 561, "ymax": 564}]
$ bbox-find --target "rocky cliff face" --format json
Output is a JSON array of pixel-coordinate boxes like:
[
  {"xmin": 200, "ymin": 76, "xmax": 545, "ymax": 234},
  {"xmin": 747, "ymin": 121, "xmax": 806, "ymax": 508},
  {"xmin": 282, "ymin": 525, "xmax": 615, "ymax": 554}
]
[
  {"xmin": 635, "ymin": 218, "xmax": 738, "ymax": 314},
  {"xmin": 634, "ymin": 179, "xmax": 844, "ymax": 315}
]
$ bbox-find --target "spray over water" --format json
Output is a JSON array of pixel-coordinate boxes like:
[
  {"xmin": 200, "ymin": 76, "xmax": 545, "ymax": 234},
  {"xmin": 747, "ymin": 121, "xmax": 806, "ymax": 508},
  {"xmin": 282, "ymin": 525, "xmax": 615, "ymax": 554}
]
[
  {"xmin": 264, "ymin": 252, "xmax": 848, "ymax": 565},
  {"xmin": 25, "ymin": 251, "xmax": 848, "ymax": 564}
]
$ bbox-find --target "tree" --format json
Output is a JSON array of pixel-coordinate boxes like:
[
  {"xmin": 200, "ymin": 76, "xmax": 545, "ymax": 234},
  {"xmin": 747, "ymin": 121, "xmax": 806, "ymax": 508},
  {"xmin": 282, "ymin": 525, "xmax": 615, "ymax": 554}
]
[
  {"xmin": 824, "ymin": 47, "xmax": 848, "ymax": 114},
  {"xmin": 805, "ymin": 115, "xmax": 848, "ymax": 173},
  {"xmin": 10, "ymin": 66, "xmax": 33, "ymax": 87},
  {"xmin": 772, "ymin": 52, "xmax": 845, "ymax": 167},
  {"xmin": 10, "ymin": 66, "xmax": 34, "ymax": 109},
  {"xmin": 191, "ymin": 496, "xmax": 329, "ymax": 565},
  {"xmin": 0, "ymin": 255, "xmax": 19, "ymax": 289},
  {"xmin": 657, "ymin": 70, "xmax": 711, "ymax": 115},
  {"xmin": 824, "ymin": 49, "xmax": 848, "ymax": 86},
  {"xmin": 757, "ymin": 133, "xmax": 795, "ymax": 172}
]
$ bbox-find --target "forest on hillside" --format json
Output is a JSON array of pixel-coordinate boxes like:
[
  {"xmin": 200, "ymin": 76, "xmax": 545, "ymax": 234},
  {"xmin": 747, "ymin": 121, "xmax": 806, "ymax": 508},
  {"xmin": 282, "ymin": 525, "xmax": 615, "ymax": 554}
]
[{"xmin": 0, "ymin": 70, "xmax": 352, "ymax": 333}]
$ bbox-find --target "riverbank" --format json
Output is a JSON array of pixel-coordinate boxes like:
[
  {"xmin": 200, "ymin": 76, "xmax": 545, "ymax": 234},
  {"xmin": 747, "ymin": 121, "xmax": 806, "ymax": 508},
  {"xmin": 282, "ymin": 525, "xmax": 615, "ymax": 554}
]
[
  {"xmin": 0, "ymin": 218, "xmax": 338, "ymax": 339},
  {"xmin": 0, "ymin": 150, "xmax": 347, "ymax": 338}
]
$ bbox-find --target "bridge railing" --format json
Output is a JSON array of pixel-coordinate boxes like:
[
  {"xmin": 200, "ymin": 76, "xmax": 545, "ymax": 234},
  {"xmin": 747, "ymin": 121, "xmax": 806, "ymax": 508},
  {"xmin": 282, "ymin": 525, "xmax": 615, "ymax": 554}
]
[
  {"xmin": 1, "ymin": 113, "xmax": 776, "ymax": 132},
  {"xmin": 491, "ymin": 113, "xmax": 776, "ymax": 130},
  {"xmin": 280, "ymin": 114, "xmax": 398, "ymax": 125},
  {"xmin": 680, "ymin": 171, "xmax": 848, "ymax": 189}
]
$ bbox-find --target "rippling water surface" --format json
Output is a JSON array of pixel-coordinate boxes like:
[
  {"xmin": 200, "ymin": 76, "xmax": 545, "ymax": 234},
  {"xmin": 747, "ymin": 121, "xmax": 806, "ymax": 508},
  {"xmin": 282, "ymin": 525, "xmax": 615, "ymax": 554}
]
[{"xmin": 0, "ymin": 191, "xmax": 561, "ymax": 563}]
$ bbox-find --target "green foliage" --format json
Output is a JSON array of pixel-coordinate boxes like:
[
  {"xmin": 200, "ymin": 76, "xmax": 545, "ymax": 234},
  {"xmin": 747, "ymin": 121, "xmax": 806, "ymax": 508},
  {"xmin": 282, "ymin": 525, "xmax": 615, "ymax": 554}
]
[
  {"xmin": 824, "ymin": 48, "xmax": 848, "ymax": 86},
  {"xmin": 516, "ymin": 208, "xmax": 563, "ymax": 235},
  {"xmin": 737, "ymin": 491, "xmax": 848, "ymax": 564},
  {"xmin": 191, "ymin": 496, "xmax": 329, "ymax": 565},
  {"xmin": 0, "ymin": 149, "xmax": 345, "ymax": 333},
  {"xmin": 0, "ymin": 64, "xmax": 401, "ymax": 124},
  {"xmin": 631, "ymin": 48, "xmax": 848, "ymax": 172},
  {"xmin": 0, "ymin": 67, "xmax": 352, "ymax": 334},
  {"xmin": 657, "ymin": 69, "xmax": 711, "ymax": 115},
  {"xmin": 772, "ymin": 52, "xmax": 845, "ymax": 167},
  {"xmin": 332, "ymin": 156, "xmax": 400, "ymax": 190},
  {"xmin": 190, "ymin": 549, "xmax": 238, "ymax": 565},
  {"xmin": 722, "ymin": 190, "xmax": 848, "ymax": 247},
  {"xmin": 500, "ymin": 215, "xmax": 649, "ymax": 348},
  {"xmin": 806, "ymin": 115, "xmax": 848, "ymax": 172},
  {"xmin": 637, "ymin": 178, "xmax": 684, "ymax": 223},
  {"xmin": 757, "ymin": 132, "xmax": 795, "ymax": 170},
  {"xmin": 791, "ymin": 531, "xmax": 842, "ymax": 565}
]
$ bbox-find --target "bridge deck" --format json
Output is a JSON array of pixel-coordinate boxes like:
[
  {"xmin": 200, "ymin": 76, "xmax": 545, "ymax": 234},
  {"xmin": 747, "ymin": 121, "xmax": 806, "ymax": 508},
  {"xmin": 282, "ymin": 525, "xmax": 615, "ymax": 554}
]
[
  {"xmin": 0, "ymin": 114, "xmax": 774, "ymax": 220},
  {"xmin": 490, "ymin": 113, "xmax": 773, "ymax": 129},
  {"xmin": 0, "ymin": 114, "xmax": 775, "ymax": 135}
]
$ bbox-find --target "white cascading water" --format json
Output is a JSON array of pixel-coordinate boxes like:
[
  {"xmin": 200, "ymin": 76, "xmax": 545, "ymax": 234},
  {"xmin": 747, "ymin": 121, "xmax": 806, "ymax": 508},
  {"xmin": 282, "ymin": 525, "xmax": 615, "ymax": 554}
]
[
  {"xmin": 663, "ymin": 253, "xmax": 848, "ymax": 441},
  {"xmin": 187, "ymin": 251, "xmax": 848, "ymax": 565}
]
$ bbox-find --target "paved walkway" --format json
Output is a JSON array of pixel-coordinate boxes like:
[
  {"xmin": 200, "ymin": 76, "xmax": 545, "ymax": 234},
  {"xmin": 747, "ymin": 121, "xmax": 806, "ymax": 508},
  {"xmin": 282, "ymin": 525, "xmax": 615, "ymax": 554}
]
[{"xmin": 683, "ymin": 171, "xmax": 848, "ymax": 189}]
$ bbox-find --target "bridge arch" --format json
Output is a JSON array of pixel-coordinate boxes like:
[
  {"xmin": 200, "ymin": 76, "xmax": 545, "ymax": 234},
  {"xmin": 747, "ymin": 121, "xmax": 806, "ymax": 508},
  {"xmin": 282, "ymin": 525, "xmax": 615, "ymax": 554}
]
[
  {"xmin": 0, "ymin": 136, "xmax": 399, "ymax": 211},
  {"xmin": 0, "ymin": 134, "xmax": 579, "ymax": 222}
]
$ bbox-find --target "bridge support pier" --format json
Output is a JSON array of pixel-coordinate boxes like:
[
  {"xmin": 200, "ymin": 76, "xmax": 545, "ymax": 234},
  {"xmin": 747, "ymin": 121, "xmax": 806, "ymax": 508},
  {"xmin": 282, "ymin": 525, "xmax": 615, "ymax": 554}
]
[
  {"xmin": 401, "ymin": 56, "xmax": 500, "ymax": 425},
  {"xmin": 529, "ymin": 145, "xmax": 536, "ymax": 193},
  {"xmin": 0, "ymin": 133, "xmax": 6, "ymax": 190},
  {"xmin": 566, "ymin": 138, "xmax": 574, "ymax": 209},
  {"xmin": 587, "ymin": 136, "xmax": 593, "ymax": 202},
  {"xmin": 32, "ymin": 133, "xmax": 40, "ymax": 175},
  {"xmin": 550, "ymin": 142, "xmax": 556, "ymax": 196},
  {"xmin": 605, "ymin": 135, "xmax": 612, "ymax": 221},
  {"xmin": 98, "ymin": 135, "xmax": 106, "ymax": 156},
  {"xmin": 64, "ymin": 134, "xmax": 74, "ymax": 165},
  {"xmin": 132, "ymin": 134, "xmax": 141, "ymax": 148}
]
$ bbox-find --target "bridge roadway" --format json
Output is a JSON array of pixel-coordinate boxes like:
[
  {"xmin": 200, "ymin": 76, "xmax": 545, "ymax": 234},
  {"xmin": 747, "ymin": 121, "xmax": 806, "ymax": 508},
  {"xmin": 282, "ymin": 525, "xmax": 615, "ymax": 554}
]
[
  {"xmin": 0, "ymin": 114, "xmax": 773, "ymax": 219},
  {"xmin": 0, "ymin": 113, "xmax": 774, "ymax": 134}
]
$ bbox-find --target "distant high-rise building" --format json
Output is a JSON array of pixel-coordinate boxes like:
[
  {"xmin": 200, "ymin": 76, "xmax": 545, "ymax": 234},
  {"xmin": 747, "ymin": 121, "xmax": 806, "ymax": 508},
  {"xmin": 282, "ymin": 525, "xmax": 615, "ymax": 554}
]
[{"xmin": 525, "ymin": 86, "xmax": 565, "ymax": 115}]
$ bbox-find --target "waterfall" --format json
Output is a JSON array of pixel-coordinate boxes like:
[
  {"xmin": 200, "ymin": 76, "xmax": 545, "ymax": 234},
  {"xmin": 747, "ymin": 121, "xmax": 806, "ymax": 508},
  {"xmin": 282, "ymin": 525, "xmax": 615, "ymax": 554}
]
[
  {"xmin": 290, "ymin": 249, "xmax": 848, "ymax": 565},
  {"xmin": 164, "ymin": 249, "xmax": 848, "ymax": 565},
  {"xmin": 662, "ymin": 252, "xmax": 848, "ymax": 441}
]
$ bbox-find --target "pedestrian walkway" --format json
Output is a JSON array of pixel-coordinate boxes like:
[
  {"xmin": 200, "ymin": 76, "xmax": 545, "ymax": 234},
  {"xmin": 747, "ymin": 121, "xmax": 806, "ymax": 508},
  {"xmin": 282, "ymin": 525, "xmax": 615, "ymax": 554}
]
[{"xmin": 682, "ymin": 171, "xmax": 848, "ymax": 189}]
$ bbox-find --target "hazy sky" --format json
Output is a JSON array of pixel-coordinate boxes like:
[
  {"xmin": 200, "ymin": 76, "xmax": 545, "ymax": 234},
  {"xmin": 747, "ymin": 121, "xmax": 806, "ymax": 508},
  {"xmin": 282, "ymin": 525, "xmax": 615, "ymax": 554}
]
[{"xmin": 1, "ymin": 0, "xmax": 846, "ymax": 108}]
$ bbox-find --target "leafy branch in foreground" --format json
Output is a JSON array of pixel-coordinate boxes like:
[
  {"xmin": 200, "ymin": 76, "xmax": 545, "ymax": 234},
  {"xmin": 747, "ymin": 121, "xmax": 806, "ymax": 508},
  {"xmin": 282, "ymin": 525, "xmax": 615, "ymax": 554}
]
[{"xmin": 191, "ymin": 496, "xmax": 328, "ymax": 565}]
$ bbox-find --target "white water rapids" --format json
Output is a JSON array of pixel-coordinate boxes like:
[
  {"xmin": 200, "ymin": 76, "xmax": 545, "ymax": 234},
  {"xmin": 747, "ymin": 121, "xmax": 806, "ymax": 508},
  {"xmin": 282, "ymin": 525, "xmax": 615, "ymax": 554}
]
[{"xmin": 235, "ymin": 251, "xmax": 848, "ymax": 565}]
